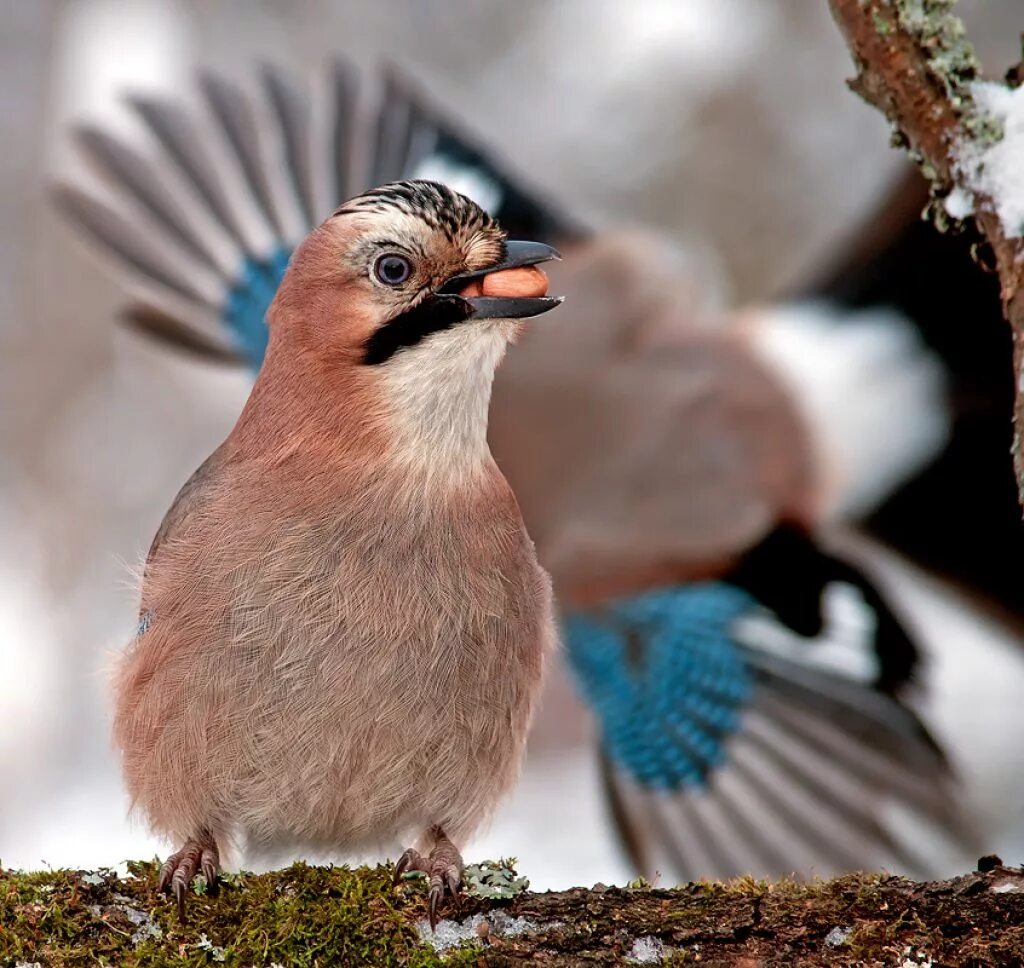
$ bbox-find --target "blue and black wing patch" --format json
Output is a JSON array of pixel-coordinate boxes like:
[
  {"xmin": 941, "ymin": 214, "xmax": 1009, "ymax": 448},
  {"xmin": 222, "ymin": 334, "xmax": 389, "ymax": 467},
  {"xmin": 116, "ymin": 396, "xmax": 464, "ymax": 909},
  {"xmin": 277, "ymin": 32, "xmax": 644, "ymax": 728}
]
[
  {"xmin": 566, "ymin": 584, "xmax": 753, "ymax": 791},
  {"xmin": 565, "ymin": 553, "xmax": 979, "ymax": 884},
  {"xmin": 221, "ymin": 246, "xmax": 291, "ymax": 369}
]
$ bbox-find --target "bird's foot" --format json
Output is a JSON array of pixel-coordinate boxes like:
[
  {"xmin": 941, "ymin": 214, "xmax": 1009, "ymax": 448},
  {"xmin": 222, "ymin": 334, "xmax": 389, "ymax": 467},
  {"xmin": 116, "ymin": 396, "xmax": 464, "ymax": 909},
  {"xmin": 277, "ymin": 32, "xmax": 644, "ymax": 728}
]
[
  {"xmin": 392, "ymin": 827, "xmax": 463, "ymax": 930},
  {"xmin": 157, "ymin": 834, "xmax": 219, "ymax": 920}
]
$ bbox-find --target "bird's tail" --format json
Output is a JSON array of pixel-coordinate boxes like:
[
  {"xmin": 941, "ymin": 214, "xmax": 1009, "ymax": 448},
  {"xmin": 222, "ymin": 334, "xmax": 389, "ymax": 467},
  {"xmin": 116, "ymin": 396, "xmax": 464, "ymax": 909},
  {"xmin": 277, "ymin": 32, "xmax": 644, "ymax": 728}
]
[{"xmin": 54, "ymin": 60, "xmax": 581, "ymax": 369}]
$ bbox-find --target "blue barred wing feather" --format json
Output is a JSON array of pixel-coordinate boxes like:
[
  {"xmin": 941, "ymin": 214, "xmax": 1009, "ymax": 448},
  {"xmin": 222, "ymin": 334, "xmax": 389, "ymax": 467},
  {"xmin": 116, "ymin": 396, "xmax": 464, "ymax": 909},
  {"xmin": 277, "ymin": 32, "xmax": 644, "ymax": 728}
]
[
  {"xmin": 565, "ymin": 560, "xmax": 978, "ymax": 884},
  {"xmin": 56, "ymin": 59, "xmax": 581, "ymax": 370}
]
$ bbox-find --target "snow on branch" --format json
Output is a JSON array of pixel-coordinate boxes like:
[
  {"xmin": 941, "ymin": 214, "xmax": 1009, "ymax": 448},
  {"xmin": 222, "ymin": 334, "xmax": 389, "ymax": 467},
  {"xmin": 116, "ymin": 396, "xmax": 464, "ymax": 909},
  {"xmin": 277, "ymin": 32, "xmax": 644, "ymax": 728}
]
[{"xmin": 826, "ymin": 0, "xmax": 1024, "ymax": 498}]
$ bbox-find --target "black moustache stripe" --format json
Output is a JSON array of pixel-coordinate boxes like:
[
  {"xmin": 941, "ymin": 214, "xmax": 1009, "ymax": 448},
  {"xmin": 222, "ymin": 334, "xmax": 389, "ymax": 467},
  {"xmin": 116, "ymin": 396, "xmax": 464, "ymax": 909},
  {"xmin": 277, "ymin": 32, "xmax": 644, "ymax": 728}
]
[{"xmin": 362, "ymin": 294, "xmax": 474, "ymax": 365}]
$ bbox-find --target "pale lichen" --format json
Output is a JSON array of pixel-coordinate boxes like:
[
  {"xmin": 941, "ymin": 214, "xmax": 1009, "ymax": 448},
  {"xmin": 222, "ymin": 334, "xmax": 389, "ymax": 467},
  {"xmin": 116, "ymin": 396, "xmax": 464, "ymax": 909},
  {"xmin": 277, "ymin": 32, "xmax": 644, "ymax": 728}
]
[
  {"xmin": 417, "ymin": 910, "xmax": 555, "ymax": 954},
  {"xmin": 627, "ymin": 935, "xmax": 668, "ymax": 963},
  {"xmin": 894, "ymin": 0, "xmax": 980, "ymax": 104},
  {"xmin": 824, "ymin": 925, "xmax": 854, "ymax": 948},
  {"xmin": 892, "ymin": 0, "xmax": 1002, "ymax": 145},
  {"xmin": 462, "ymin": 859, "xmax": 530, "ymax": 900}
]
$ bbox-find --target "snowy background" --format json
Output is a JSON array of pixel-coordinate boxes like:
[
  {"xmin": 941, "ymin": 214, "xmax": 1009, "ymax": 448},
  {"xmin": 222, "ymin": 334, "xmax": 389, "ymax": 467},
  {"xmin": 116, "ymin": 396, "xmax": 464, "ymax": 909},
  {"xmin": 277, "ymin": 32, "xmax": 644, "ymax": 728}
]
[{"xmin": 3, "ymin": 0, "xmax": 1024, "ymax": 889}]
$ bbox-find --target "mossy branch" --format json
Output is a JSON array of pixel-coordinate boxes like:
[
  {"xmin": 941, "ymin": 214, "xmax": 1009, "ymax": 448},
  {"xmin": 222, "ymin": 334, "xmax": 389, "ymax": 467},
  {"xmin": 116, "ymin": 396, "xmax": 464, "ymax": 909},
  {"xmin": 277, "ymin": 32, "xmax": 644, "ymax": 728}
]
[
  {"xmin": 826, "ymin": 0, "xmax": 1024, "ymax": 500},
  {"xmin": 4, "ymin": 860, "xmax": 1024, "ymax": 965}
]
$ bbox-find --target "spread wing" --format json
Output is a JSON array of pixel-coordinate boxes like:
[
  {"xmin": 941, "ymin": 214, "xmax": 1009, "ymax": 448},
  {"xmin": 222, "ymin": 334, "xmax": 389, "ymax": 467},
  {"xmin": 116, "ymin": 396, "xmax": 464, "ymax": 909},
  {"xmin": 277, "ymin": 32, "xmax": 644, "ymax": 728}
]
[
  {"xmin": 564, "ymin": 533, "xmax": 978, "ymax": 883},
  {"xmin": 56, "ymin": 59, "xmax": 581, "ymax": 370}
]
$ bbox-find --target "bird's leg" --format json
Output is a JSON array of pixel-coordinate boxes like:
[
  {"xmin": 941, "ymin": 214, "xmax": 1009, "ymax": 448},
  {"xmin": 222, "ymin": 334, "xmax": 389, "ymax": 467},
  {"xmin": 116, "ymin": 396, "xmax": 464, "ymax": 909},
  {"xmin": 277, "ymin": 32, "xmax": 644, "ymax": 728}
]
[
  {"xmin": 392, "ymin": 825, "xmax": 464, "ymax": 930},
  {"xmin": 157, "ymin": 831, "xmax": 220, "ymax": 920}
]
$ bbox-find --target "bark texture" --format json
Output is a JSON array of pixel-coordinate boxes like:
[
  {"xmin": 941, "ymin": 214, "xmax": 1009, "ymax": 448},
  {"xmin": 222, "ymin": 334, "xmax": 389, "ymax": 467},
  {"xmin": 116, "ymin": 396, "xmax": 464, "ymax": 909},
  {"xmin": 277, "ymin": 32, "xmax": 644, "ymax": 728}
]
[{"xmin": 3, "ymin": 860, "xmax": 1024, "ymax": 965}]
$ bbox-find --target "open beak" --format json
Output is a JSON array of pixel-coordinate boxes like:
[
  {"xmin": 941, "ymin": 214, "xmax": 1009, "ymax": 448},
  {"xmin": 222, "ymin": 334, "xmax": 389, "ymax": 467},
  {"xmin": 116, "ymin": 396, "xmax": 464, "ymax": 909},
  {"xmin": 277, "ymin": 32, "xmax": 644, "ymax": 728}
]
[{"xmin": 442, "ymin": 240, "xmax": 563, "ymax": 320}]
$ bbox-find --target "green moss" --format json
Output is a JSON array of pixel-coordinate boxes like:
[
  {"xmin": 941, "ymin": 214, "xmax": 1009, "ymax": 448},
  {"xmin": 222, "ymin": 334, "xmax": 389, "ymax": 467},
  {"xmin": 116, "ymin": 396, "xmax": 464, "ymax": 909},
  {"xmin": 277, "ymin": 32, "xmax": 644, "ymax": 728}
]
[
  {"xmin": 5, "ymin": 863, "xmax": 1024, "ymax": 965},
  {"xmin": 0, "ymin": 862, "xmax": 471, "ymax": 967}
]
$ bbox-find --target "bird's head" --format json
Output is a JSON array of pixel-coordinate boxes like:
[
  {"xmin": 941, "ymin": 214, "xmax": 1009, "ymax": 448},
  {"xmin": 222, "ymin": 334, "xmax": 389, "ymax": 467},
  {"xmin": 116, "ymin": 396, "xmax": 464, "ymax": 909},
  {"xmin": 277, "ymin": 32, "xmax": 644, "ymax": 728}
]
[
  {"xmin": 269, "ymin": 180, "xmax": 561, "ymax": 366},
  {"xmin": 262, "ymin": 180, "xmax": 562, "ymax": 478}
]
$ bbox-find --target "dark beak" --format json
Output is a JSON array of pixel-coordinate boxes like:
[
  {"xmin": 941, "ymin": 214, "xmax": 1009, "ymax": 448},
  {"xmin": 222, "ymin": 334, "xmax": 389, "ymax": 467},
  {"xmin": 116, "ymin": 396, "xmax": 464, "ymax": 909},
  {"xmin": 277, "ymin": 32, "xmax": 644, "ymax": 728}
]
[
  {"xmin": 465, "ymin": 295, "xmax": 563, "ymax": 320},
  {"xmin": 479, "ymin": 240, "xmax": 562, "ymax": 275},
  {"xmin": 442, "ymin": 240, "xmax": 563, "ymax": 320}
]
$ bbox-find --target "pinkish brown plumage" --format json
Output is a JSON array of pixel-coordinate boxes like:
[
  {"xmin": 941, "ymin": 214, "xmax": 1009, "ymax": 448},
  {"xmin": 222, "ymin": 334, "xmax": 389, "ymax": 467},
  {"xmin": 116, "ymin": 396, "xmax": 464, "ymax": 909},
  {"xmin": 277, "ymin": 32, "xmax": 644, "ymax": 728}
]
[{"xmin": 112, "ymin": 181, "xmax": 561, "ymax": 925}]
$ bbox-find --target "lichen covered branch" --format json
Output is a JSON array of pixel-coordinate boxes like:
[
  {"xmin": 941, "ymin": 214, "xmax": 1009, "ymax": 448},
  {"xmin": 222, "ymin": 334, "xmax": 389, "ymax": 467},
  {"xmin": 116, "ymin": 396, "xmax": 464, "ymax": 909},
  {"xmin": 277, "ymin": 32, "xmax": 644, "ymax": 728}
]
[
  {"xmin": 4, "ymin": 860, "xmax": 1024, "ymax": 965},
  {"xmin": 827, "ymin": 0, "xmax": 1024, "ymax": 498}
]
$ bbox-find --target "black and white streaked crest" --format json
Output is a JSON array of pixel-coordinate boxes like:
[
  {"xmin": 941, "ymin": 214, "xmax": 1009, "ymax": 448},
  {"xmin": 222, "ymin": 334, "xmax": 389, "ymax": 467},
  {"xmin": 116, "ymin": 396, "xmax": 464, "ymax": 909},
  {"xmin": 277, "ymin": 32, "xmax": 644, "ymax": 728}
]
[{"xmin": 338, "ymin": 180, "xmax": 499, "ymax": 244}]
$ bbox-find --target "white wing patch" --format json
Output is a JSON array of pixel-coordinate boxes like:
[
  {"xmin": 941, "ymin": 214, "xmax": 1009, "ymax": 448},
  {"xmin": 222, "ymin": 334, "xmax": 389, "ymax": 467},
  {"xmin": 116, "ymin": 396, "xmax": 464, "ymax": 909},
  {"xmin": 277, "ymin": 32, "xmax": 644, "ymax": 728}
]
[{"xmin": 732, "ymin": 581, "xmax": 879, "ymax": 684}]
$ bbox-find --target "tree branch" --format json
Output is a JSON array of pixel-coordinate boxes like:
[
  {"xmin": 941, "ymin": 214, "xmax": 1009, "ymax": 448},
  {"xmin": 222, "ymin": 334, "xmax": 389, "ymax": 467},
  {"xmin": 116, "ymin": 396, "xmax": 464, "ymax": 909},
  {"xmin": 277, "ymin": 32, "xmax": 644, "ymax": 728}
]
[
  {"xmin": 5, "ymin": 860, "xmax": 1024, "ymax": 965},
  {"xmin": 827, "ymin": 0, "xmax": 1024, "ymax": 499}
]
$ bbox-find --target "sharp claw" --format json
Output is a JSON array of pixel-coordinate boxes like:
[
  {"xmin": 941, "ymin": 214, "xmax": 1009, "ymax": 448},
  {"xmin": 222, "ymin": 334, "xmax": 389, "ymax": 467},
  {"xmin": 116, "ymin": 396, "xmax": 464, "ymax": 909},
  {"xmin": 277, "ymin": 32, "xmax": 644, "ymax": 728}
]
[
  {"xmin": 157, "ymin": 860, "xmax": 175, "ymax": 894},
  {"xmin": 201, "ymin": 853, "xmax": 218, "ymax": 892},
  {"xmin": 394, "ymin": 835, "xmax": 462, "ymax": 932},
  {"xmin": 428, "ymin": 883, "xmax": 443, "ymax": 931},
  {"xmin": 158, "ymin": 838, "xmax": 218, "ymax": 920},
  {"xmin": 174, "ymin": 878, "xmax": 187, "ymax": 921},
  {"xmin": 392, "ymin": 850, "xmax": 413, "ymax": 886}
]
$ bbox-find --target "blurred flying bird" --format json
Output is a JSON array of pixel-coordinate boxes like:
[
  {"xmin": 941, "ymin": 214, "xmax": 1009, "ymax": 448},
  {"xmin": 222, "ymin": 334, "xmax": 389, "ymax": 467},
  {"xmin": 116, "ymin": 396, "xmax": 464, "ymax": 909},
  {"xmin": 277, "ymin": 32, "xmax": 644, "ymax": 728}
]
[
  {"xmin": 112, "ymin": 179, "xmax": 560, "ymax": 924},
  {"xmin": 59, "ymin": 61, "xmax": 975, "ymax": 883},
  {"xmin": 492, "ymin": 239, "xmax": 971, "ymax": 880}
]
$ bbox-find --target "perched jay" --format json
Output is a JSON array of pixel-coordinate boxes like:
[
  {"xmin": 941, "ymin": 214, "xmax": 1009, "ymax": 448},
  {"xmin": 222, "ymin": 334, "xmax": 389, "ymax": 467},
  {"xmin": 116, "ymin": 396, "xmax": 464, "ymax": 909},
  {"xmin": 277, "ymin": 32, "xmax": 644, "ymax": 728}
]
[{"xmin": 113, "ymin": 179, "xmax": 561, "ymax": 925}]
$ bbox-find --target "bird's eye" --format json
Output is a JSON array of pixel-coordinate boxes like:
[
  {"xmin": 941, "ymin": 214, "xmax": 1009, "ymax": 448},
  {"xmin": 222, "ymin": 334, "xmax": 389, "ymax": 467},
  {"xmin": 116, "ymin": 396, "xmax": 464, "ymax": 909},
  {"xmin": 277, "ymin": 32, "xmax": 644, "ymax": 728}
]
[{"xmin": 373, "ymin": 254, "xmax": 413, "ymax": 286}]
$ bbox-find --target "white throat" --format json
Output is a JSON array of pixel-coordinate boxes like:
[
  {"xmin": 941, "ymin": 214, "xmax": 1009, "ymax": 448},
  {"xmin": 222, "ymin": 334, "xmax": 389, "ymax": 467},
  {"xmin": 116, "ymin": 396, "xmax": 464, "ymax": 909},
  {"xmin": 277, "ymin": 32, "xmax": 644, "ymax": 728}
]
[{"xmin": 379, "ymin": 322, "xmax": 511, "ymax": 483}]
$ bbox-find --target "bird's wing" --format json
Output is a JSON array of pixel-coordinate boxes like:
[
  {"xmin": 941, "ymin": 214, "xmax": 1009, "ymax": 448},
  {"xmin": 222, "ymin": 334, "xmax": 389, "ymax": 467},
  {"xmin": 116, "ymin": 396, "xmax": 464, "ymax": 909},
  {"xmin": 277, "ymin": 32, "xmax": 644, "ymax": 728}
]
[
  {"xmin": 56, "ymin": 59, "xmax": 580, "ymax": 369},
  {"xmin": 564, "ymin": 531, "xmax": 977, "ymax": 884},
  {"xmin": 812, "ymin": 170, "xmax": 1024, "ymax": 617},
  {"xmin": 369, "ymin": 67, "xmax": 581, "ymax": 243}
]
